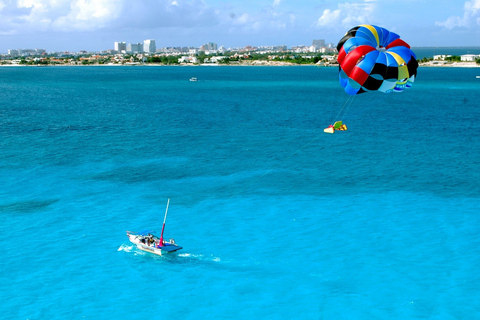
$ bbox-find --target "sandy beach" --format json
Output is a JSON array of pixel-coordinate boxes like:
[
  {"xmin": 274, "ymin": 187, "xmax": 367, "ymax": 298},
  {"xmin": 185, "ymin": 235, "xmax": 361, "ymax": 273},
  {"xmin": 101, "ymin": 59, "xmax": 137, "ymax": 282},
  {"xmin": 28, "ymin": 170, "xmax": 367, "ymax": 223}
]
[{"xmin": 419, "ymin": 61, "xmax": 480, "ymax": 67}]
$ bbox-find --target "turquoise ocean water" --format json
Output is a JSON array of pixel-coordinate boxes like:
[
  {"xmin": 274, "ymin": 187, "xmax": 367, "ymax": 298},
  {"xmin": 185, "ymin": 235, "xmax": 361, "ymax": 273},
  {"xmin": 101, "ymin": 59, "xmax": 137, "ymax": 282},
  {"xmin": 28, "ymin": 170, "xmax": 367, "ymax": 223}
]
[{"xmin": 1, "ymin": 65, "xmax": 479, "ymax": 319}]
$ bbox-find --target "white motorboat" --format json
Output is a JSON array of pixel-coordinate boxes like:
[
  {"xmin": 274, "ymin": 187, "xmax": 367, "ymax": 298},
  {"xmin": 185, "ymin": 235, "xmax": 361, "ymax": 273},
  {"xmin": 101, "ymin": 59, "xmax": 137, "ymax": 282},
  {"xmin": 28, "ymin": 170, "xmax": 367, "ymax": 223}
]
[{"xmin": 126, "ymin": 199, "xmax": 182, "ymax": 255}]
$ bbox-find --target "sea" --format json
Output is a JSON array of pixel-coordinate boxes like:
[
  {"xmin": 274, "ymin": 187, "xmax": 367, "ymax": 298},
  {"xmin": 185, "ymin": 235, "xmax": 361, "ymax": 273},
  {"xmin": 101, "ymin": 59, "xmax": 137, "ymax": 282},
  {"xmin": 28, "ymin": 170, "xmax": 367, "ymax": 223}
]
[{"xmin": 1, "ymin": 65, "xmax": 479, "ymax": 320}]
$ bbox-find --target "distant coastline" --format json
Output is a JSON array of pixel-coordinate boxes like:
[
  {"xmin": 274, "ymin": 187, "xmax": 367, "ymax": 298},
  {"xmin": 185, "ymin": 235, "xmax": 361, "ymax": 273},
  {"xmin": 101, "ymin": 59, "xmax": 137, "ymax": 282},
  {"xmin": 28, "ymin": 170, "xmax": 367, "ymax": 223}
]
[
  {"xmin": 419, "ymin": 61, "xmax": 480, "ymax": 68},
  {"xmin": 2, "ymin": 46, "xmax": 480, "ymax": 68},
  {"xmin": 2, "ymin": 46, "xmax": 479, "ymax": 68},
  {"xmin": 1, "ymin": 62, "xmax": 479, "ymax": 67},
  {"xmin": 412, "ymin": 46, "xmax": 480, "ymax": 59}
]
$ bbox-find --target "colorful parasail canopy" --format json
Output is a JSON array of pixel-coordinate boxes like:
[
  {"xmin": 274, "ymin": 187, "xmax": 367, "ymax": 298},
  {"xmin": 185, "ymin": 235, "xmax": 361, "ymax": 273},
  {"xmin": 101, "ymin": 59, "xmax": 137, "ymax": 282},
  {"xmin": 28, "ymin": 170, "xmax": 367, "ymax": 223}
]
[{"xmin": 337, "ymin": 25, "xmax": 418, "ymax": 95}]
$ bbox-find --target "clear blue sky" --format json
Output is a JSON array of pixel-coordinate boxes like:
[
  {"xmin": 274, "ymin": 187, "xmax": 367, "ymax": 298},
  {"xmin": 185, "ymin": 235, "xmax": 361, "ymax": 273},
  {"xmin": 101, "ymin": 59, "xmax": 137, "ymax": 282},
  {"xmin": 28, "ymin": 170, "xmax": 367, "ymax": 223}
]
[{"xmin": 1, "ymin": 0, "xmax": 479, "ymax": 52}]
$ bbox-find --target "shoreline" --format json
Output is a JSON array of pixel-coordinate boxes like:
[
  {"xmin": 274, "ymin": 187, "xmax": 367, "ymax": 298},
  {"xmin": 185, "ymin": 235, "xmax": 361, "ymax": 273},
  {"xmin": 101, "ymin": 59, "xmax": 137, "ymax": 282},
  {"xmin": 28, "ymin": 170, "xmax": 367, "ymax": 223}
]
[
  {"xmin": 1, "ymin": 62, "xmax": 479, "ymax": 68},
  {"xmin": 418, "ymin": 61, "xmax": 479, "ymax": 68}
]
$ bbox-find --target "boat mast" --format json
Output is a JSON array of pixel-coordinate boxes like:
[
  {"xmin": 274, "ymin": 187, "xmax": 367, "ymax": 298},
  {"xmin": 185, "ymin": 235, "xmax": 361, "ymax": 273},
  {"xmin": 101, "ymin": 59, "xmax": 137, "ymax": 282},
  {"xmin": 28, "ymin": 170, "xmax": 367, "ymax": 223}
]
[{"xmin": 159, "ymin": 199, "xmax": 170, "ymax": 246}]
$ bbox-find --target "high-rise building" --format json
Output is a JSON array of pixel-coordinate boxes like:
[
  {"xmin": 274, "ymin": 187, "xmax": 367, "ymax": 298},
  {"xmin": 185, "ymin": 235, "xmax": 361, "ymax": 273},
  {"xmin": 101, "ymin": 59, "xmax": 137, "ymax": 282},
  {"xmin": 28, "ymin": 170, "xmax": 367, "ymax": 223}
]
[
  {"xmin": 312, "ymin": 39, "xmax": 326, "ymax": 49},
  {"xmin": 143, "ymin": 39, "xmax": 156, "ymax": 53},
  {"xmin": 127, "ymin": 43, "xmax": 143, "ymax": 53},
  {"xmin": 8, "ymin": 49, "xmax": 19, "ymax": 56},
  {"xmin": 201, "ymin": 42, "xmax": 218, "ymax": 51},
  {"xmin": 114, "ymin": 42, "xmax": 127, "ymax": 52}
]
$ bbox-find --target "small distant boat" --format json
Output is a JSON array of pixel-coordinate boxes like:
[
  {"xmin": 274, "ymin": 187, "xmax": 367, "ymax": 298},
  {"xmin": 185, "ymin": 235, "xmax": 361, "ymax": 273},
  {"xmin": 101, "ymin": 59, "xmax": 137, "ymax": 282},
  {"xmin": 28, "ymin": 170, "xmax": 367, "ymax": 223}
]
[
  {"xmin": 126, "ymin": 199, "xmax": 182, "ymax": 255},
  {"xmin": 189, "ymin": 77, "xmax": 198, "ymax": 81},
  {"xmin": 476, "ymin": 76, "xmax": 480, "ymax": 79}
]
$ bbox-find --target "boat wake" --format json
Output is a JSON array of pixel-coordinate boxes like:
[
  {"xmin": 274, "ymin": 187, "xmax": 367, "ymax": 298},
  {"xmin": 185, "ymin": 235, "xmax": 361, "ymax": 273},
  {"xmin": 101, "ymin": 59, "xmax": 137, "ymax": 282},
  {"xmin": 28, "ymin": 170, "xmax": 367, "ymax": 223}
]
[
  {"xmin": 119, "ymin": 243, "xmax": 221, "ymax": 264},
  {"xmin": 179, "ymin": 253, "xmax": 220, "ymax": 261},
  {"xmin": 177, "ymin": 253, "xmax": 221, "ymax": 263},
  {"xmin": 117, "ymin": 244, "xmax": 134, "ymax": 252}
]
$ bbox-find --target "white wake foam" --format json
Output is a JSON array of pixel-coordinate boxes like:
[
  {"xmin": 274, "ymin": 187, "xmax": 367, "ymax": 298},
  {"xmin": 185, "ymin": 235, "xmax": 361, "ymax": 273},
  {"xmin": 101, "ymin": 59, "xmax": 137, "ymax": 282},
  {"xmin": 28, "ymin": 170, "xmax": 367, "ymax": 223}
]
[{"xmin": 117, "ymin": 244, "xmax": 133, "ymax": 252}]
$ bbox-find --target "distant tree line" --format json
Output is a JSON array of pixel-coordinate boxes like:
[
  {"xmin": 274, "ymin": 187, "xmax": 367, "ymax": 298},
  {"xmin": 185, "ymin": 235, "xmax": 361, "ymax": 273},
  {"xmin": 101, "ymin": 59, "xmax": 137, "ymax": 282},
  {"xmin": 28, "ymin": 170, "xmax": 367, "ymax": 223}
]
[{"xmin": 146, "ymin": 56, "xmax": 179, "ymax": 64}]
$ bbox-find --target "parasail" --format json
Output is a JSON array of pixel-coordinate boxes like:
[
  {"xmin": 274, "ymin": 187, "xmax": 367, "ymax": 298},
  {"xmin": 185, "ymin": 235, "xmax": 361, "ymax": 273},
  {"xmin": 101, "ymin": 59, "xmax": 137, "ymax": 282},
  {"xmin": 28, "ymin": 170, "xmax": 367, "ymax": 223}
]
[{"xmin": 337, "ymin": 25, "xmax": 418, "ymax": 95}]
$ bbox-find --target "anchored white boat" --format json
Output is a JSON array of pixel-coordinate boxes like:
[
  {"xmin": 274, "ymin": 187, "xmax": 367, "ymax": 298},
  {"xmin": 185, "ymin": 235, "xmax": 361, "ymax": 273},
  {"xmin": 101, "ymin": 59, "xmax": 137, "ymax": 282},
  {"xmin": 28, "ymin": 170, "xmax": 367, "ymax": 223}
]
[{"xmin": 126, "ymin": 199, "xmax": 182, "ymax": 255}]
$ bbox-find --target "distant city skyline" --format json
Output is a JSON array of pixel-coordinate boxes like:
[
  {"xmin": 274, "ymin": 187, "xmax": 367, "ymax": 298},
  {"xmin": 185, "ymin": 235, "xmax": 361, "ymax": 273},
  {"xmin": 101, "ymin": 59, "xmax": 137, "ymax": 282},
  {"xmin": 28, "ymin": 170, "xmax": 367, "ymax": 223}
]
[
  {"xmin": 4, "ymin": 39, "xmax": 334, "ymax": 56},
  {"xmin": 0, "ymin": 0, "xmax": 479, "ymax": 53}
]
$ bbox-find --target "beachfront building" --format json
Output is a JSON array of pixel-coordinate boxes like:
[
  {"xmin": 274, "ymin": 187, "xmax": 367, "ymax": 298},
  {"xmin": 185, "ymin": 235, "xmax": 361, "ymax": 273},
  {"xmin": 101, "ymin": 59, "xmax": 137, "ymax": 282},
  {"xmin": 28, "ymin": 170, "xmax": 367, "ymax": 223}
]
[
  {"xmin": 204, "ymin": 56, "xmax": 227, "ymax": 64},
  {"xmin": 179, "ymin": 56, "xmax": 198, "ymax": 64},
  {"xmin": 144, "ymin": 40, "xmax": 156, "ymax": 53},
  {"xmin": 460, "ymin": 54, "xmax": 479, "ymax": 62},
  {"xmin": 433, "ymin": 55, "xmax": 451, "ymax": 60}
]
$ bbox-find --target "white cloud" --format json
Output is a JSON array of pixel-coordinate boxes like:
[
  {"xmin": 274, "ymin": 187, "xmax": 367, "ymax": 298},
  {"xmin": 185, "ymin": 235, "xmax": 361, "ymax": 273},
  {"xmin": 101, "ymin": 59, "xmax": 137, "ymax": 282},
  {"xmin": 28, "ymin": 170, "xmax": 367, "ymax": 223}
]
[
  {"xmin": 55, "ymin": 0, "xmax": 124, "ymax": 30},
  {"xmin": 0, "ymin": 0, "xmax": 124, "ymax": 32},
  {"xmin": 316, "ymin": 1, "xmax": 376, "ymax": 28},
  {"xmin": 436, "ymin": 0, "xmax": 480, "ymax": 29},
  {"xmin": 0, "ymin": 0, "xmax": 303, "ymax": 48},
  {"xmin": 0, "ymin": 0, "xmax": 217, "ymax": 33},
  {"xmin": 317, "ymin": 8, "xmax": 341, "ymax": 27},
  {"xmin": 224, "ymin": 1, "xmax": 295, "ymax": 35}
]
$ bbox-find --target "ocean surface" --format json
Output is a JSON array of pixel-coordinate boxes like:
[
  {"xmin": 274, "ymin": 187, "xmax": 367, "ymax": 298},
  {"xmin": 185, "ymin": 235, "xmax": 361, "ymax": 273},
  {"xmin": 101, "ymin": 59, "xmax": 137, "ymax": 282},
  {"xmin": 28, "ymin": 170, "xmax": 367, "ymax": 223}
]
[
  {"xmin": 412, "ymin": 47, "xmax": 480, "ymax": 59},
  {"xmin": 1, "ymin": 65, "xmax": 479, "ymax": 319}
]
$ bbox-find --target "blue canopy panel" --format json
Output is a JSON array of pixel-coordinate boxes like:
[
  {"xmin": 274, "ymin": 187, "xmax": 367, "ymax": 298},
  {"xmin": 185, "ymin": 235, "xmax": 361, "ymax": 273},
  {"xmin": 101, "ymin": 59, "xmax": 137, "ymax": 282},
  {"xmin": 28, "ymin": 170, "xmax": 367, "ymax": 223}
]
[
  {"xmin": 356, "ymin": 26, "xmax": 379, "ymax": 47},
  {"xmin": 376, "ymin": 26, "xmax": 390, "ymax": 48},
  {"xmin": 385, "ymin": 30, "xmax": 400, "ymax": 46},
  {"xmin": 388, "ymin": 46, "xmax": 415, "ymax": 64},
  {"xmin": 339, "ymin": 69, "xmax": 349, "ymax": 88},
  {"xmin": 342, "ymin": 37, "xmax": 374, "ymax": 55},
  {"xmin": 160, "ymin": 244, "xmax": 183, "ymax": 252}
]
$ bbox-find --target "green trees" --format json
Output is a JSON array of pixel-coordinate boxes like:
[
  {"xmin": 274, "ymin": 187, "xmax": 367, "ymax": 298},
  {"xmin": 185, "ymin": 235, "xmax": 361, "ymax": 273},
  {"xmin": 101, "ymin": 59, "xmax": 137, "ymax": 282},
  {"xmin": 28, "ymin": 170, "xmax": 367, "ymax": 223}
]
[
  {"xmin": 146, "ymin": 56, "xmax": 179, "ymax": 64},
  {"xmin": 418, "ymin": 57, "xmax": 432, "ymax": 63},
  {"xmin": 445, "ymin": 55, "xmax": 461, "ymax": 62},
  {"xmin": 197, "ymin": 51, "xmax": 206, "ymax": 64}
]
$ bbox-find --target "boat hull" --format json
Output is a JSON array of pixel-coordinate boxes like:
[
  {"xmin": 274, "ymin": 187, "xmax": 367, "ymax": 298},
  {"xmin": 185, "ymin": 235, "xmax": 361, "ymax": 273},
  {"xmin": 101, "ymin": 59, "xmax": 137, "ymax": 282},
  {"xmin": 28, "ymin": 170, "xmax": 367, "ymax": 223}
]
[{"xmin": 127, "ymin": 232, "xmax": 182, "ymax": 256}]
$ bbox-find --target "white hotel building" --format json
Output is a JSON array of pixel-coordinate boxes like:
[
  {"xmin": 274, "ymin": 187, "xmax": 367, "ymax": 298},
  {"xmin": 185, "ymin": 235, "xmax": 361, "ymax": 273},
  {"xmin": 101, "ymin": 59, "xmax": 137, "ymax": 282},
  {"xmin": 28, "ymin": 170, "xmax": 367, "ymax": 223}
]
[
  {"xmin": 114, "ymin": 40, "xmax": 156, "ymax": 54},
  {"xmin": 143, "ymin": 40, "xmax": 156, "ymax": 53}
]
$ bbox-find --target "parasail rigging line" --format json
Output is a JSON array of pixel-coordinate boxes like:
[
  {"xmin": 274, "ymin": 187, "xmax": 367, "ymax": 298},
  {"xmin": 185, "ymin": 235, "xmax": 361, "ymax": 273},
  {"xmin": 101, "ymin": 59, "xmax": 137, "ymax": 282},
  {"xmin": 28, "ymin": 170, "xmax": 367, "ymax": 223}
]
[{"xmin": 329, "ymin": 94, "xmax": 356, "ymax": 126}]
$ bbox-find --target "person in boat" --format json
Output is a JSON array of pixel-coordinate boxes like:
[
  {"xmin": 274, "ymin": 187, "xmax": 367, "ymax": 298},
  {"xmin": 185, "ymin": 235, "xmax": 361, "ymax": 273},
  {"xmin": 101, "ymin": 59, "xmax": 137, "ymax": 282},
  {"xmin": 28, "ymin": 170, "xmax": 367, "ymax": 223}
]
[{"xmin": 147, "ymin": 235, "xmax": 155, "ymax": 246}]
